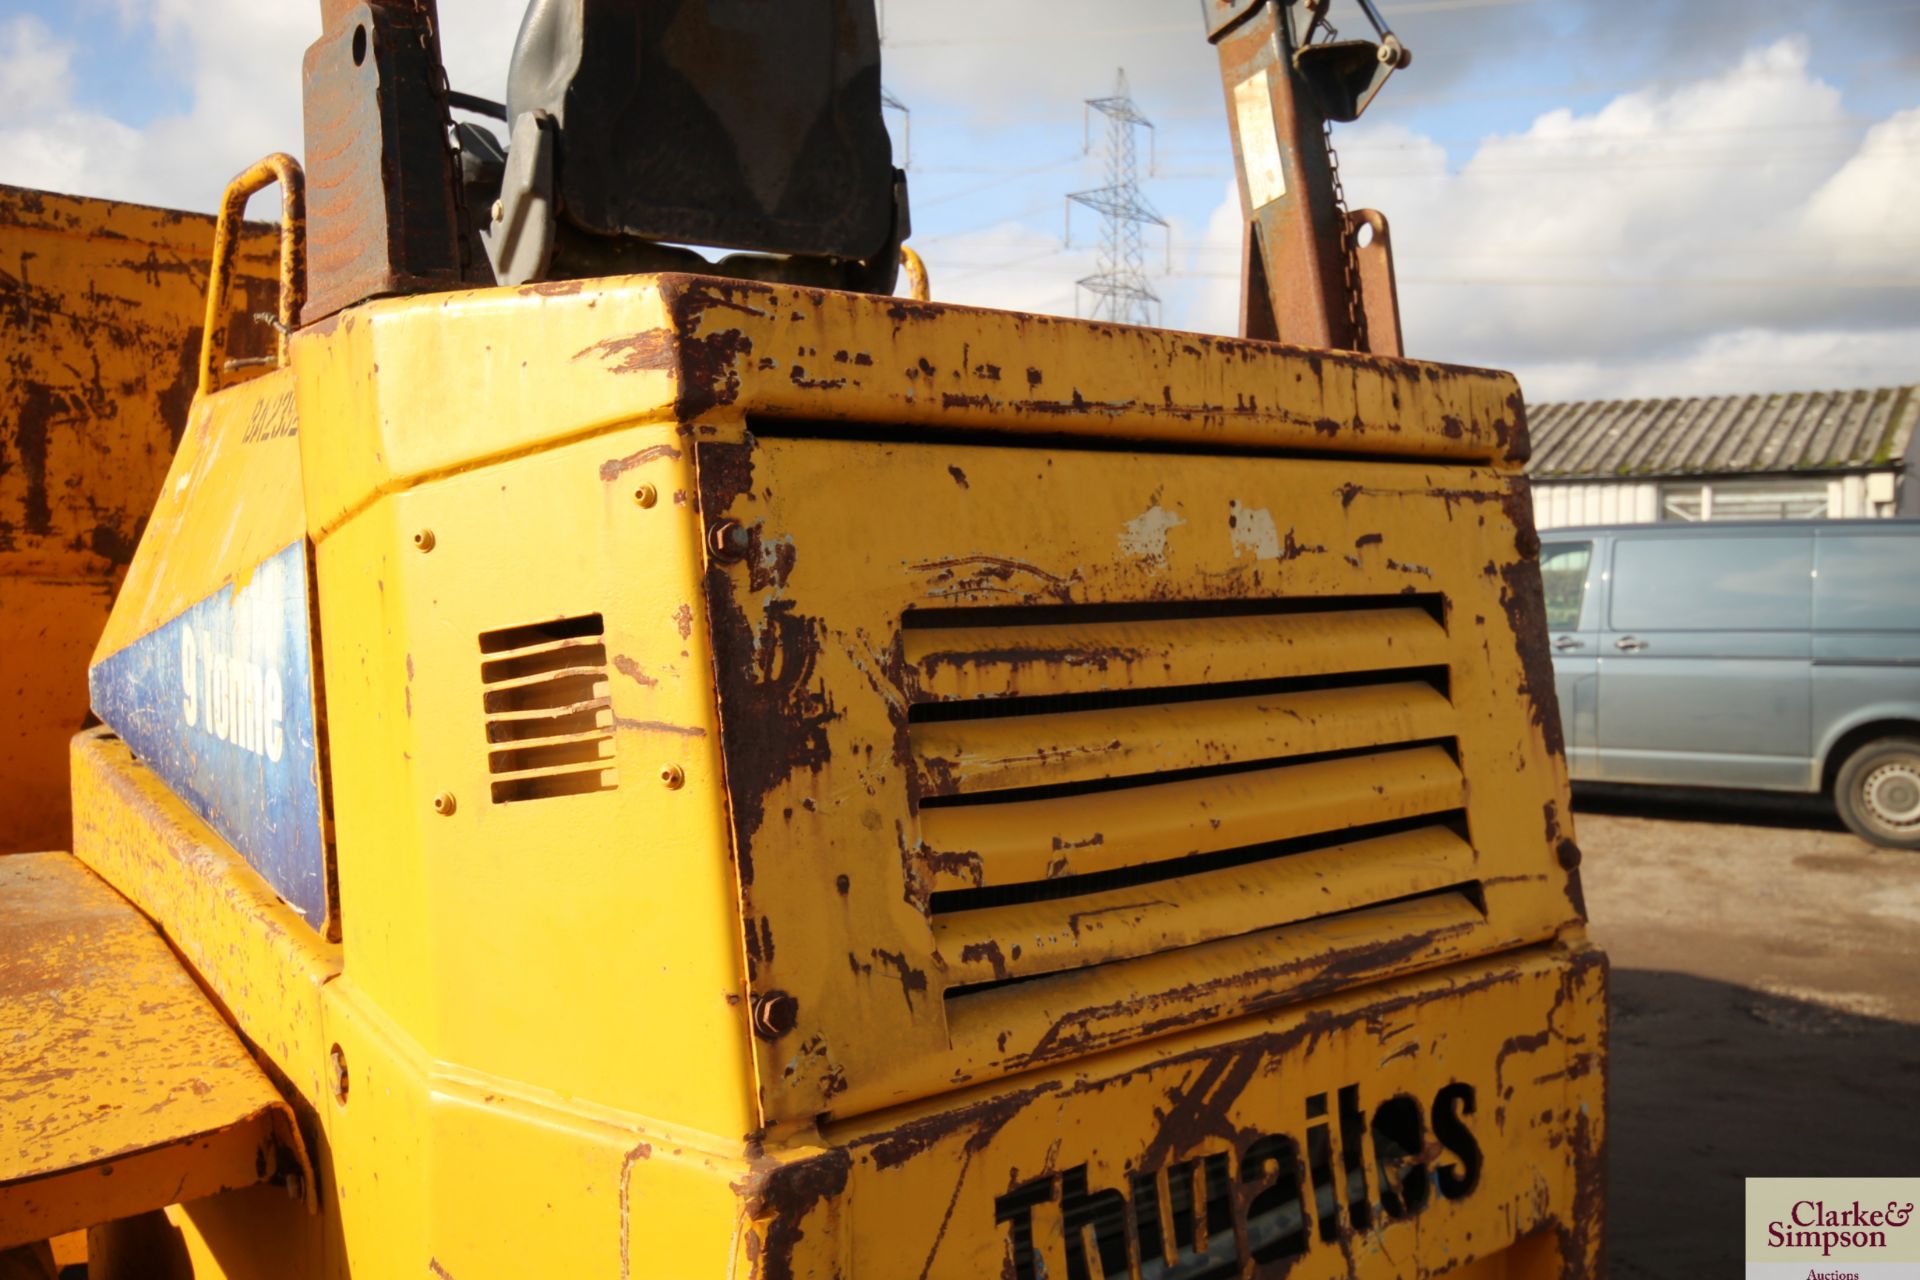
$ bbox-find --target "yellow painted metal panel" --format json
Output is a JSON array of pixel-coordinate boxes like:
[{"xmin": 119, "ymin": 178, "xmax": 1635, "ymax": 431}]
[
  {"xmin": 70, "ymin": 732, "xmax": 752, "ymax": 1280},
  {"xmin": 765, "ymin": 943, "xmax": 1606, "ymax": 1279},
  {"xmin": 0, "ymin": 186, "xmax": 277, "ymax": 852},
  {"xmin": 942, "ymin": 893, "xmax": 1489, "ymax": 1071},
  {"xmin": 695, "ymin": 431, "xmax": 1579, "ymax": 1123},
  {"xmin": 914, "ymin": 680, "xmax": 1455, "ymax": 796},
  {"xmin": 904, "ymin": 606, "xmax": 1449, "ymax": 702},
  {"xmin": 0, "ymin": 579, "xmax": 108, "ymax": 854},
  {"xmin": 91, "ymin": 370, "xmax": 305, "ymax": 665},
  {"xmin": 931, "ymin": 823, "xmax": 1478, "ymax": 985},
  {"xmin": 306, "ymin": 418, "xmax": 759, "ymax": 1130},
  {"xmin": 919, "ymin": 743, "xmax": 1465, "ymax": 890},
  {"xmin": 69, "ymin": 730, "xmax": 341, "ymax": 1100},
  {"xmin": 0, "ymin": 852, "xmax": 302, "ymax": 1250},
  {"xmin": 291, "ymin": 274, "xmax": 1524, "ymax": 541}
]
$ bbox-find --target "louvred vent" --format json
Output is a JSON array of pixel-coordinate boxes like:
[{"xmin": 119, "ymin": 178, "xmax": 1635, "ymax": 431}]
[{"xmin": 479, "ymin": 613, "xmax": 617, "ymax": 803}]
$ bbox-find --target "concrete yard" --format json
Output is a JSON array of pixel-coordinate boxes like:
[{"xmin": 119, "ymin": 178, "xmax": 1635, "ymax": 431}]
[{"xmin": 1574, "ymin": 786, "xmax": 1920, "ymax": 1278}]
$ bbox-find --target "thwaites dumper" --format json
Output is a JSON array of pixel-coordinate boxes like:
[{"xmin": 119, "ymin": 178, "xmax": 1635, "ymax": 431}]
[{"xmin": 0, "ymin": 1, "xmax": 1605, "ymax": 1277}]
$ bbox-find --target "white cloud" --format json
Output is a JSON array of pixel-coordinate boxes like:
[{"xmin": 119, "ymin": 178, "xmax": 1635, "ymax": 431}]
[
  {"xmin": 0, "ymin": 1, "xmax": 527, "ymax": 213},
  {"xmin": 1172, "ymin": 179, "xmax": 1249, "ymax": 337},
  {"xmin": 0, "ymin": 17, "xmax": 141, "ymax": 198},
  {"xmin": 3, "ymin": 12, "xmax": 1911, "ymax": 406},
  {"xmin": 0, "ymin": 16, "xmax": 73, "ymax": 117},
  {"xmin": 1802, "ymin": 106, "xmax": 1920, "ymax": 268},
  {"xmin": 913, "ymin": 218, "xmax": 1093, "ymax": 317},
  {"xmin": 1291, "ymin": 36, "xmax": 1920, "ymax": 398}
]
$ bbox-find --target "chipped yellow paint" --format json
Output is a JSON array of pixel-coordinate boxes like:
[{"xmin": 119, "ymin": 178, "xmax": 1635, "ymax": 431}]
[
  {"xmin": 61, "ymin": 271, "xmax": 1599, "ymax": 1278},
  {"xmin": 0, "ymin": 852, "xmax": 305, "ymax": 1250},
  {"xmin": 91, "ymin": 369, "xmax": 305, "ymax": 665}
]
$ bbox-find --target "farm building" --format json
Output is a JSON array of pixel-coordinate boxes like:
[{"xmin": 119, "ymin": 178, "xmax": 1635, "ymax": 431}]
[{"xmin": 1525, "ymin": 384, "xmax": 1918, "ymax": 528}]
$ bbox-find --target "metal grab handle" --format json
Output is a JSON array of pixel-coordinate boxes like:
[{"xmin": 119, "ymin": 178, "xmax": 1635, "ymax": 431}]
[
  {"xmin": 899, "ymin": 245, "xmax": 930, "ymax": 302},
  {"xmin": 1552, "ymin": 636, "xmax": 1585, "ymax": 652},
  {"xmin": 1614, "ymin": 636, "xmax": 1648, "ymax": 652},
  {"xmin": 198, "ymin": 152, "xmax": 306, "ymax": 399}
]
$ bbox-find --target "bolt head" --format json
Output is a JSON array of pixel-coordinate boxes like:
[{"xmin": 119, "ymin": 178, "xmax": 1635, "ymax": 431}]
[
  {"xmin": 752, "ymin": 991, "xmax": 799, "ymax": 1040},
  {"xmin": 432, "ymin": 791, "xmax": 457, "ymax": 816},
  {"xmin": 708, "ymin": 519, "xmax": 750, "ymax": 562},
  {"xmin": 633, "ymin": 483, "xmax": 658, "ymax": 508},
  {"xmin": 413, "ymin": 528, "xmax": 436, "ymax": 553},
  {"xmin": 659, "ymin": 763, "xmax": 686, "ymax": 790}
]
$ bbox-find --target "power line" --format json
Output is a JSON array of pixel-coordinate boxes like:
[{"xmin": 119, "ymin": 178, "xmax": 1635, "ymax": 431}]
[
  {"xmin": 1066, "ymin": 69, "xmax": 1168, "ymax": 326},
  {"xmin": 1160, "ymin": 268, "xmax": 1920, "ymax": 289},
  {"xmin": 881, "ymin": 86, "xmax": 912, "ymax": 168}
]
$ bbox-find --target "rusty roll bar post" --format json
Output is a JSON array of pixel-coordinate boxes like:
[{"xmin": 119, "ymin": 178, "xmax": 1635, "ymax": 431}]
[
  {"xmin": 1203, "ymin": 0, "xmax": 1406, "ymax": 354},
  {"xmin": 198, "ymin": 153, "xmax": 307, "ymax": 399}
]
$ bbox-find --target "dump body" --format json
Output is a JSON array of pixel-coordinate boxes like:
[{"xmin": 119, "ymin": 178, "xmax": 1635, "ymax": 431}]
[
  {"xmin": 0, "ymin": 185, "xmax": 277, "ymax": 853},
  {"xmin": 68, "ymin": 273, "xmax": 1603, "ymax": 1277}
]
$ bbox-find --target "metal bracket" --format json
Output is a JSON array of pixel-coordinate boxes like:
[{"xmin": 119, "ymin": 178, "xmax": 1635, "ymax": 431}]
[{"xmin": 482, "ymin": 111, "xmax": 559, "ymax": 288}]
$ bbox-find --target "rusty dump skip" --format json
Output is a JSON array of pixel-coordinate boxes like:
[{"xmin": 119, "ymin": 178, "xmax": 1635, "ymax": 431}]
[{"xmin": 0, "ymin": 184, "xmax": 278, "ymax": 853}]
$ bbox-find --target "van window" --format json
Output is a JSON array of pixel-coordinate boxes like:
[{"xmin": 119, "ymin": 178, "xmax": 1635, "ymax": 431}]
[
  {"xmin": 1539, "ymin": 541, "xmax": 1592, "ymax": 630},
  {"xmin": 1610, "ymin": 535, "xmax": 1811, "ymax": 631},
  {"xmin": 1815, "ymin": 535, "xmax": 1920, "ymax": 630}
]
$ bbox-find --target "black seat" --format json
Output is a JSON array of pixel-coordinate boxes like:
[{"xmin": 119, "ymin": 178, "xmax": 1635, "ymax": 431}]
[{"xmin": 504, "ymin": 0, "xmax": 898, "ymax": 264}]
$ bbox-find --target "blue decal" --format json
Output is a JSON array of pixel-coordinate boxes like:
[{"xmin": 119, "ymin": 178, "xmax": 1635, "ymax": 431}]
[{"xmin": 91, "ymin": 540, "xmax": 328, "ymax": 928}]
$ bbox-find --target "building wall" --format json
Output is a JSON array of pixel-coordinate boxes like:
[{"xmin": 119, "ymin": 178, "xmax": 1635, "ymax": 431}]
[
  {"xmin": 1532, "ymin": 470, "xmax": 1903, "ymax": 529},
  {"xmin": 1532, "ymin": 482, "xmax": 1659, "ymax": 529}
]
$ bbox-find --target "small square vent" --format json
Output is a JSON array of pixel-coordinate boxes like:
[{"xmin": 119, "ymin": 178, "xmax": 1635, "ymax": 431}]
[{"xmin": 478, "ymin": 613, "xmax": 617, "ymax": 803}]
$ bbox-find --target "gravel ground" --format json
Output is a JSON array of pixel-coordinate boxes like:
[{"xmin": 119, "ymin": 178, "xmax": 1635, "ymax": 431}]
[{"xmin": 1573, "ymin": 786, "xmax": 1920, "ymax": 1279}]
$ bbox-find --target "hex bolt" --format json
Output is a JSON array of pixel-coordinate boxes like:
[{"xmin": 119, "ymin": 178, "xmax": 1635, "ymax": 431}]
[
  {"xmin": 633, "ymin": 483, "xmax": 659, "ymax": 509},
  {"xmin": 659, "ymin": 763, "xmax": 686, "ymax": 790},
  {"xmin": 329, "ymin": 1045, "xmax": 350, "ymax": 1104},
  {"xmin": 412, "ymin": 528, "xmax": 437, "ymax": 553},
  {"xmin": 752, "ymin": 991, "xmax": 799, "ymax": 1041},
  {"xmin": 708, "ymin": 519, "xmax": 750, "ymax": 562},
  {"xmin": 491, "ymin": 198, "xmax": 504, "ymax": 224},
  {"xmin": 432, "ymin": 791, "xmax": 458, "ymax": 816}
]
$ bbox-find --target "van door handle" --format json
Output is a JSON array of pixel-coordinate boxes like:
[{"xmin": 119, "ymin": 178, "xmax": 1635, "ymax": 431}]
[
  {"xmin": 1614, "ymin": 636, "xmax": 1648, "ymax": 652},
  {"xmin": 1552, "ymin": 636, "xmax": 1585, "ymax": 651}
]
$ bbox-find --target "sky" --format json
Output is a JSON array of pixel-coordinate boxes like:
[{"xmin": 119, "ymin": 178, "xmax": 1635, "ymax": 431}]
[{"xmin": 1, "ymin": 0, "xmax": 1915, "ymax": 403}]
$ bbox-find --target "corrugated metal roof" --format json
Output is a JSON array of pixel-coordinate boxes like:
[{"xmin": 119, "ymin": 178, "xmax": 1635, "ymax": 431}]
[{"xmin": 1525, "ymin": 385, "xmax": 1918, "ymax": 479}]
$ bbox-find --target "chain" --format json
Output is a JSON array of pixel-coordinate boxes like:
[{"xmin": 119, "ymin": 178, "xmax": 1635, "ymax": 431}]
[
  {"xmin": 1322, "ymin": 118, "xmax": 1367, "ymax": 352},
  {"xmin": 408, "ymin": 0, "xmax": 472, "ymax": 276}
]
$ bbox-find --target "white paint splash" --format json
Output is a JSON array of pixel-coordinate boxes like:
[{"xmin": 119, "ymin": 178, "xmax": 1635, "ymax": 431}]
[
  {"xmin": 1229, "ymin": 501, "xmax": 1282, "ymax": 560},
  {"xmin": 1119, "ymin": 504, "xmax": 1186, "ymax": 564}
]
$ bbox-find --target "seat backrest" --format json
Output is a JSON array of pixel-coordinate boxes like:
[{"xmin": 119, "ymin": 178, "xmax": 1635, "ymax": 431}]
[{"xmin": 506, "ymin": 0, "xmax": 895, "ymax": 261}]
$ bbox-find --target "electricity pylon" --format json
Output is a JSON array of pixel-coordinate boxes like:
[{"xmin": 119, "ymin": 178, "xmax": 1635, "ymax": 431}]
[{"xmin": 1067, "ymin": 69, "xmax": 1168, "ymax": 325}]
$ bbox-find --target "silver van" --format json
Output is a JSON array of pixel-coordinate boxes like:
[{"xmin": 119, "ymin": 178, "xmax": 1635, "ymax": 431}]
[{"xmin": 1541, "ymin": 519, "xmax": 1920, "ymax": 848}]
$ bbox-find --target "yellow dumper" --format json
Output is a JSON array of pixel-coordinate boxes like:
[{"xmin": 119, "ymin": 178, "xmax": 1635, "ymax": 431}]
[{"xmin": 1, "ymin": 2, "xmax": 1604, "ymax": 1276}]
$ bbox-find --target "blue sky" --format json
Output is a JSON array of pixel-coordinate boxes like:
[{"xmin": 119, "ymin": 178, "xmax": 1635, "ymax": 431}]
[{"xmin": 3, "ymin": 0, "xmax": 1915, "ymax": 400}]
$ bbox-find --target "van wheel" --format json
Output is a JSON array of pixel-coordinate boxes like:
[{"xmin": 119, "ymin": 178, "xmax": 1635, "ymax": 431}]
[{"xmin": 1834, "ymin": 737, "xmax": 1920, "ymax": 849}]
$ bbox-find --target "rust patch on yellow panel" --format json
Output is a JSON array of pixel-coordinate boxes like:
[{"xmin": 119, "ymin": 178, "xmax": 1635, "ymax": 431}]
[{"xmin": 0, "ymin": 852, "xmax": 307, "ymax": 1250}]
